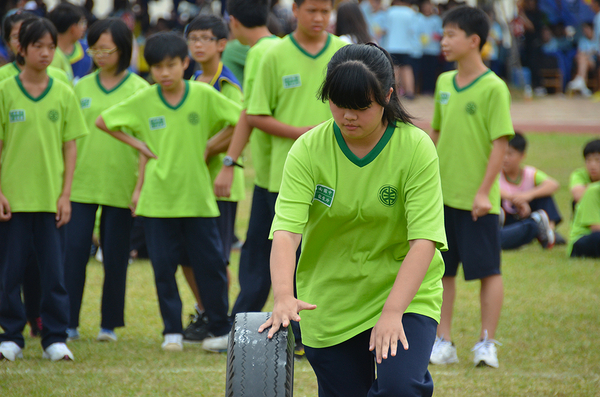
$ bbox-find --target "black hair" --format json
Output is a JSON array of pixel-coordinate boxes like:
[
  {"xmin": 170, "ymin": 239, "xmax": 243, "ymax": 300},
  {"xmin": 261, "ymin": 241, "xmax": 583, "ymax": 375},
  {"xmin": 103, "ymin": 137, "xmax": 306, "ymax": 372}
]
[
  {"xmin": 2, "ymin": 10, "xmax": 36, "ymax": 46},
  {"xmin": 16, "ymin": 17, "xmax": 58, "ymax": 65},
  {"xmin": 318, "ymin": 44, "xmax": 412, "ymax": 127},
  {"xmin": 583, "ymin": 139, "xmax": 600, "ymax": 158},
  {"xmin": 228, "ymin": 0, "xmax": 270, "ymax": 28},
  {"xmin": 335, "ymin": 2, "xmax": 372, "ymax": 44},
  {"xmin": 144, "ymin": 31, "xmax": 188, "ymax": 66},
  {"xmin": 48, "ymin": 2, "xmax": 85, "ymax": 34},
  {"xmin": 442, "ymin": 5, "xmax": 490, "ymax": 51},
  {"xmin": 508, "ymin": 132, "xmax": 527, "ymax": 153},
  {"xmin": 186, "ymin": 14, "xmax": 229, "ymax": 41},
  {"xmin": 87, "ymin": 18, "xmax": 132, "ymax": 75},
  {"xmin": 294, "ymin": 0, "xmax": 334, "ymax": 7}
]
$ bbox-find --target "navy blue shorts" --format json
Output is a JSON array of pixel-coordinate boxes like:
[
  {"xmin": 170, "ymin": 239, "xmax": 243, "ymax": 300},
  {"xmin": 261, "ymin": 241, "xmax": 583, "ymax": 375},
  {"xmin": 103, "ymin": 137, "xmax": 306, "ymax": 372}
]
[
  {"xmin": 442, "ymin": 206, "xmax": 501, "ymax": 281},
  {"xmin": 390, "ymin": 53, "xmax": 412, "ymax": 66}
]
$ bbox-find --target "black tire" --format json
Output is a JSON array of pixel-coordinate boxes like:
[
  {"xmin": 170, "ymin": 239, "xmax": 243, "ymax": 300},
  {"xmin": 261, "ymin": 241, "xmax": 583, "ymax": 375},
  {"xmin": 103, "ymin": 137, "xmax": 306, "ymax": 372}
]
[{"xmin": 226, "ymin": 312, "xmax": 295, "ymax": 397}]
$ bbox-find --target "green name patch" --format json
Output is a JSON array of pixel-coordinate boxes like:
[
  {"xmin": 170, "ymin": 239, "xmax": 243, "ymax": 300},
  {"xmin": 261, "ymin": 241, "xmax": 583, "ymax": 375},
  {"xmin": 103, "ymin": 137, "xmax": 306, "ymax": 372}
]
[
  {"xmin": 80, "ymin": 98, "xmax": 91, "ymax": 109},
  {"xmin": 9, "ymin": 109, "xmax": 25, "ymax": 123},
  {"xmin": 282, "ymin": 74, "xmax": 301, "ymax": 89},
  {"xmin": 149, "ymin": 116, "xmax": 167, "ymax": 131},
  {"xmin": 314, "ymin": 184, "xmax": 335, "ymax": 207}
]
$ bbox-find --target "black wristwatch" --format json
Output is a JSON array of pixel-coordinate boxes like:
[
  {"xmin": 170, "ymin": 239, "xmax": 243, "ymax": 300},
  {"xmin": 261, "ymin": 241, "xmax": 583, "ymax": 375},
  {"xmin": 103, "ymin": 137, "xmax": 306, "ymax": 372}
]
[{"xmin": 223, "ymin": 155, "xmax": 244, "ymax": 168}]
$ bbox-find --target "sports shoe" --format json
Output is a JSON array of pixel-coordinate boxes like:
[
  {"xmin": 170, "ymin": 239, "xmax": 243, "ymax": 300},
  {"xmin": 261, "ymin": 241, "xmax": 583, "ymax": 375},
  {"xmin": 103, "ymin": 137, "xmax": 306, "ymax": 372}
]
[
  {"xmin": 294, "ymin": 341, "xmax": 306, "ymax": 360},
  {"xmin": 162, "ymin": 333, "xmax": 183, "ymax": 352},
  {"xmin": 472, "ymin": 330, "xmax": 501, "ymax": 368},
  {"xmin": 202, "ymin": 333, "xmax": 228, "ymax": 353},
  {"xmin": 429, "ymin": 336, "xmax": 459, "ymax": 365},
  {"xmin": 29, "ymin": 317, "xmax": 43, "ymax": 337},
  {"xmin": 531, "ymin": 210, "xmax": 555, "ymax": 249},
  {"xmin": 43, "ymin": 342, "xmax": 74, "ymax": 361},
  {"xmin": 0, "ymin": 341, "xmax": 23, "ymax": 361},
  {"xmin": 183, "ymin": 311, "xmax": 210, "ymax": 343},
  {"xmin": 66, "ymin": 328, "xmax": 79, "ymax": 341},
  {"xmin": 97, "ymin": 328, "xmax": 117, "ymax": 342}
]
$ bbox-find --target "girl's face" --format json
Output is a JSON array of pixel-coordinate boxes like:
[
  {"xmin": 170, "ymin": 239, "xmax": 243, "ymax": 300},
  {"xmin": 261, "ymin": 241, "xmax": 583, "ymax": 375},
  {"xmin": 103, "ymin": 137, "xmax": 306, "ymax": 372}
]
[
  {"xmin": 89, "ymin": 32, "xmax": 120, "ymax": 71},
  {"xmin": 21, "ymin": 32, "xmax": 55, "ymax": 71},
  {"xmin": 8, "ymin": 21, "xmax": 23, "ymax": 54},
  {"xmin": 329, "ymin": 97, "xmax": 387, "ymax": 142}
]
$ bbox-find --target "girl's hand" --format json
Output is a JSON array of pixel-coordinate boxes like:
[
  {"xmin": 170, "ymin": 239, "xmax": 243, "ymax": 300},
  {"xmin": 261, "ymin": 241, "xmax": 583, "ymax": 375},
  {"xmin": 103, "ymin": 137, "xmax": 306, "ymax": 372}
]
[
  {"xmin": 258, "ymin": 295, "xmax": 316, "ymax": 339},
  {"xmin": 129, "ymin": 188, "xmax": 141, "ymax": 216},
  {"xmin": 369, "ymin": 310, "xmax": 408, "ymax": 364},
  {"xmin": 56, "ymin": 195, "xmax": 71, "ymax": 228},
  {"xmin": 0, "ymin": 194, "xmax": 11, "ymax": 221}
]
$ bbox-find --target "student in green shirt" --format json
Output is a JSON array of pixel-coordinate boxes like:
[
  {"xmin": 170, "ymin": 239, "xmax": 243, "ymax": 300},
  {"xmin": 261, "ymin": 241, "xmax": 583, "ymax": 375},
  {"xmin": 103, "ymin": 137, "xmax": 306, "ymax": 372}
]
[
  {"xmin": 259, "ymin": 44, "xmax": 445, "ymax": 397},
  {"xmin": 64, "ymin": 18, "xmax": 149, "ymax": 344},
  {"xmin": 429, "ymin": 6, "xmax": 514, "ymax": 369},
  {"xmin": 569, "ymin": 182, "xmax": 600, "ymax": 258},
  {"xmin": 0, "ymin": 18, "xmax": 88, "ymax": 362},
  {"xmin": 48, "ymin": 2, "xmax": 88, "ymax": 83},
  {"xmin": 96, "ymin": 32, "xmax": 241, "ymax": 353},
  {"xmin": 569, "ymin": 139, "xmax": 600, "ymax": 205}
]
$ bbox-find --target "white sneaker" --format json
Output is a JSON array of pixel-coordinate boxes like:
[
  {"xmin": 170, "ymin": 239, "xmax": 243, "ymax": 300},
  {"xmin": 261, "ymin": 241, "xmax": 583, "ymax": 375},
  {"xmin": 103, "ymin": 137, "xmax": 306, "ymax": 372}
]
[
  {"xmin": 66, "ymin": 328, "xmax": 79, "ymax": 341},
  {"xmin": 429, "ymin": 336, "xmax": 458, "ymax": 365},
  {"xmin": 161, "ymin": 333, "xmax": 183, "ymax": 352},
  {"xmin": 472, "ymin": 330, "xmax": 501, "ymax": 368},
  {"xmin": 43, "ymin": 342, "xmax": 74, "ymax": 361},
  {"xmin": 0, "ymin": 341, "xmax": 23, "ymax": 361},
  {"xmin": 531, "ymin": 210, "xmax": 555, "ymax": 249},
  {"xmin": 96, "ymin": 328, "xmax": 117, "ymax": 342},
  {"xmin": 202, "ymin": 333, "xmax": 229, "ymax": 353}
]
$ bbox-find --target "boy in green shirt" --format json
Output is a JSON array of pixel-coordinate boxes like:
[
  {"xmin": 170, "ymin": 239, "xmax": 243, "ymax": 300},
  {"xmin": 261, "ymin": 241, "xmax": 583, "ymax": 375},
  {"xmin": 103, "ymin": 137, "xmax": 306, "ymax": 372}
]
[
  {"xmin": 96, "ymin": 32, "xmax": 241, "ymax": 353},
  {"xmin": 569, "ymin": 139, "xmax": 600, "ymax": 206},
  {"xmin": 569, "ymin": 182, "xmax": 600, "ymax": 258},
  {"xmin": 429, "ymin": 6, "xmax": 514, "ymax": 368},
  {"xmin": 48, "ymin": 3, "xmax": 87, "ymax": 82}
]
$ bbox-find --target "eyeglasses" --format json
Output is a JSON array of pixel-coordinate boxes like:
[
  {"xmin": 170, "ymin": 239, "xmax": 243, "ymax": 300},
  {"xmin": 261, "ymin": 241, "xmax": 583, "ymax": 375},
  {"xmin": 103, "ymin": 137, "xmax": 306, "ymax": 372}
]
[
  {"xmin": 86, "ymin": 47, "xmax": 118, "ymax": 57},
  {"xmin": 187, "ymin": 36, "xmax": 218, "ymax": 45},
  {"xmin": 9, "ymin": 34, "xmax": 19, "ymax": 42}
]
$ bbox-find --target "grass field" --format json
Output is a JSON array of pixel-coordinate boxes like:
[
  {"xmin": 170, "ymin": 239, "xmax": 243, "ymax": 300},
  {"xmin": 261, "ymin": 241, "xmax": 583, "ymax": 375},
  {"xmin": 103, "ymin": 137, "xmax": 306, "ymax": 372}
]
[{"xmin": 1, "ymin": 133, "xmax": 599, "ymax": 396}]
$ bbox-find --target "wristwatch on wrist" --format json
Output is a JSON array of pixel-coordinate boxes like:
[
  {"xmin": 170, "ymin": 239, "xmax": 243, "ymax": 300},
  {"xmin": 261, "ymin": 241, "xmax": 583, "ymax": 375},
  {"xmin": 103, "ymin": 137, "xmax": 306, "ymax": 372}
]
[{"xmin": 223, "ymin": 155, "xmax": 244, "ymax": 168}]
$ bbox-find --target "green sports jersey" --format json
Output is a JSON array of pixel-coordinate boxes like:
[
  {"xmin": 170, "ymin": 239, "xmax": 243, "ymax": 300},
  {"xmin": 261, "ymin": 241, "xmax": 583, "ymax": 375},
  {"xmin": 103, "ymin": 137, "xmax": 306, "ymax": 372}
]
[
  {"xmin": 50, "ymin": 47, "xmax": 74, "ymax": 82},
  {"xmin": 569, "ymin": 167, "xmax": 592, "ymax": 190},
  {"xmin": 271, "ymin": 118, "xmax": 446, "ymax": 348},
  {"xmin": 101, "ymin": 80, "xmax": 242, "ymax": 218},
  {"xmin": 244, "ymin": 35, "xmax": 280, "ymax": 189},
  {"xmin": 247, "ymin": 34, "xmax": 347, "ymax": 193},
  {"xmin": 71, "ymin": 71, "xmax": 150, "ymax": 208},
  {"xmin": 432, "ymin": 70, "xmax": 514, "ymax": 214},
  {"xmin": 0, "ymin": 76, "xmax": 88, "ymax": 212},
  {"xmin": 568, "ymin": 182, "xmax": 600, "ymax": 256},
  {"xmin": 0, "ymin": 62, "xmax": 70, "ymax": 85}
]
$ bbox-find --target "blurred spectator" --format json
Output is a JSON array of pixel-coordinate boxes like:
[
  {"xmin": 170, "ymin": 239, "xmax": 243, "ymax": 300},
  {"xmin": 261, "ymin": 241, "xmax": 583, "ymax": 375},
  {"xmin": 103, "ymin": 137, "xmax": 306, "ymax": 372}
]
[
  {"xmin": 271, "ymin": 0, "xmax": 295, "ymax": 35},
  {"xmin": 518, "ymin": 0, "xmax": 548, "ymax": 97},
  {"xmin": 419, "ymin": 0, "xmax": 442, "ymax": 94},
  {"xmin": 335, "ymin": 2, "xmax": 372, "ymax": 44},
  {"xmin": 483, "ymin": 7, "xmax": 504, "ymax": 77},
  {"xmin": 567, "ymin": 22, "xmax": 598, "ymax": 96},
  {"xmin": 360, "ymin": 0, "xmax": 386, "ymax": 43}
]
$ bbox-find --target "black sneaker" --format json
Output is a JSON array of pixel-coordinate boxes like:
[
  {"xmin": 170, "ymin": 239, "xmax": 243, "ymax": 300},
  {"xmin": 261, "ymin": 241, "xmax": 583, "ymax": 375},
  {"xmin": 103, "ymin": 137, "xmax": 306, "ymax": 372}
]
[{"xmin": 183, "ymin": 312, "xmax": 210, "ymax": 343}]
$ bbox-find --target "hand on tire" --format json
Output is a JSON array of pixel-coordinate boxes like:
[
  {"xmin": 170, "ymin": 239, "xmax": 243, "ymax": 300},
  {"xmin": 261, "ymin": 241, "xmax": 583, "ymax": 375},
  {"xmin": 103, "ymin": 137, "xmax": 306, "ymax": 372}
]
[
  {"xmin": 258, "ymin": 295, "xmax": 316, "ymax": 339},
  {"xmin": 369, "ymin": 311, "xmax": 408, "ymax": 364}
]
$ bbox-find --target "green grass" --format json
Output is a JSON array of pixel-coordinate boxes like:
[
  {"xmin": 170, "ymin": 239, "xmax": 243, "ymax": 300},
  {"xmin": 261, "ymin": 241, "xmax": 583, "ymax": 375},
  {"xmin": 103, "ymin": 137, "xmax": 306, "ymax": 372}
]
[{"xmin": 1, "ymin": 133, "xmax": 599, "ymax": 396}]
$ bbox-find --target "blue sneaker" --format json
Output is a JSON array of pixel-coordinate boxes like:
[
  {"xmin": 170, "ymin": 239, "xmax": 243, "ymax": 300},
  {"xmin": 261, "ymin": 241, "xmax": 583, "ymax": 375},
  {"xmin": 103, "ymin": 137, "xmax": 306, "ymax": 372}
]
[
  {"xmin": 66, "ymin": 328, "xmax": 79, "ymax": 342},
  {"xmin": 97, "ymin": 328, "xmax": 117, "ymax": 342}
]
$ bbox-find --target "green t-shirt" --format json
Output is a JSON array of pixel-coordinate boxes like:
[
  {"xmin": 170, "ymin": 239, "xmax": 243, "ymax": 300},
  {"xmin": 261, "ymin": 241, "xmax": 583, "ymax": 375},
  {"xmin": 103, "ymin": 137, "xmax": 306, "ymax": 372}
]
[
  {"xmin": 0, "ymin": 76, "xmax": 88, "ymax": 212},
  {"xmin": 247, "ymin": 34, "xmax": 347, "ymax": 193},
  {"xmin": 221, "ymin": 39, "xmax": 249, "ymax": 85},
  {"xmin": 244, "ymin": 36, "xmax": 280, "ymax": 189},
  {"xmin": 50, "ymin": 47, "xmax": 74, "ymax": 82},
  {"xmin": 568, "ymin": 182, "xmax": 600, "ymax": 256},
  {"xmin": 101, "ymin": 81, "xmax": 242, "ymax": 218},
  {"xmin": 271, "ymin": 118, "xmax": 446, "ymax": 348},
  {"xmin": 569, "ymin": 167, "xmax": 592, "ymax": 190},
  {"xmin": 432, "ymin": 70, "xmax": 514, "ymax": 214},
  {"xmin": 0, "ymin": 62, "xmax": 70, "ymax": 85},
  {"xmin": 71, "ymin": 71, "xmax": 150, "ymax": 208}
]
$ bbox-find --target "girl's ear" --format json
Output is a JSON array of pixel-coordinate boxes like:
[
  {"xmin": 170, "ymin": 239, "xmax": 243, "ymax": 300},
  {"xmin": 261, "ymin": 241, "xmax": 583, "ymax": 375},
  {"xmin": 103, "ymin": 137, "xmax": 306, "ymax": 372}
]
[{"xmin": 385, "ymin": 87, "xmax": 393, "ymax": 104}]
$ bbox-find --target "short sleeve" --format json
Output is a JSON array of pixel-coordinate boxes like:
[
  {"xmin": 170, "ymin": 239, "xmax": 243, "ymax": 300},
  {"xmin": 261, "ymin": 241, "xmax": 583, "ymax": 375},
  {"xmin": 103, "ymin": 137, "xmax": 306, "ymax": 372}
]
[
  {"xmin": 431, "ymin": 76, "xmax": 442, "ymax": 131},
  {"xmin": 569, "ymin": 168, "xmax": 589, "ymax": 189},
  {"xmin": 101, "ymin": 92, "xmax": 145, "ymax": 138},
  {"xmin": 534, "ymin": 169, "xmax": 549, "ymax": 185},
  {"xmin": 221, "ymin": 81, "xmax": 243, "ymax": 106},
  {"xmin": 246, "ymin": 49, "xmax": 277, "ymax": 117},
  {"xmin": 62, "ymin": 87, "xmax": 88, "ymax": 142},
  {"xmin": 486, "ymin": 82, "xmax": 514, "ymax": 141},
  {"xmin": 206, "ymin": 88, "xmax": 242, "ymax": 134},
  {"xmin": 242, "ymin": 48, "xmax": 260, "ymax": 108},
  {"xmin": 576, "ymin": 185, "xmax": 600, "ymax": 228}
]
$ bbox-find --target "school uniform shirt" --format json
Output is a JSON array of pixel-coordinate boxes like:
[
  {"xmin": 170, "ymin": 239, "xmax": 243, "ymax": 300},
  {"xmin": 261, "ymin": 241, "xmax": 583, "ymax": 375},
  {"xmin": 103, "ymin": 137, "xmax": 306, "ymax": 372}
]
[
  {"xmin": 0, "ymin": 61, "xmax": 70, "ymax": 85},
  {"xmin": 247, "ymin": 33, "xmax": 347, "ymax": 193},
  {"xmin": 568, "ymin": 182, "xmax": 600, "ymax": 256},
  {"xmin": 0, "ymin": 76, "xmax": 88, "ymax": 212},
  {"xmin": 193, "ymin": 62, "xmax": 245, "ymax": 203},
  {"xmin": 101, "ymin": 80, "xmax": 242, "ymax": 218},
  {"xmin": 243, "ymin": 35, "xmax": 280, "ymax": 190},
  {"xmin": 382, "ymin": 5, "xmax": 421, "ymax": 57},
  {"xmin": 432, "ymin": 70, "xmax": 514, "ymax": 215},
  {"xmin": 569, "ymin": 167, "xmax": 592, "ymax": 190},
  {"xmin": 71, "ymin": 70, "xmax": 149, "ymax": 208},
  {"xmin": 50, "ymin": 47, "xmax": 74, "ymax": 82},
  {"xmin": 420, "ymin": 14, "xmax": 443, "ymax": 56},
  {"xmin": 271, "ymin": 119, "xmax": 446, "ymax": 348}
]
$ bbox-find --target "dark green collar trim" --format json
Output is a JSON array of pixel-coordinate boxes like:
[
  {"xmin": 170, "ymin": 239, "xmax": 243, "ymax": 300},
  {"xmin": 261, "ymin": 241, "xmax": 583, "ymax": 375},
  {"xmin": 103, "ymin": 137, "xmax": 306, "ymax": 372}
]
[
  {"xmin": 96, "ymin": 71, "xmax": 131, "ymax": 94},
  {"xmin": 11, "ymin": 61, "xmax": 21, "ymax": 73},
  {"xmin": 333, "ymin": 121, "xmax": 395, "ymax": 167},
  {"xmin": 453, "ymin": 69, "xmax": 492, "ymax": 92},
  {"xmin": 157, "ymin": 80, "xmax": 189, "ymax": 110},
  {"xmin": 289, "ymin": 33, "xmax": 331, "ymax": 59},
  {"xmin": 15, "ymin": 75, "xmax": 53, "ymax": 102}
]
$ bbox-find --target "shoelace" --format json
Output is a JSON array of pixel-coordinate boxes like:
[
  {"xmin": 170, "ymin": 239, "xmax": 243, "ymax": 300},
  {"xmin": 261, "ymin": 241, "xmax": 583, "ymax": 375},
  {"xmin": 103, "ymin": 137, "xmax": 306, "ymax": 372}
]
[
  {"xmin": 432, "ymin": 335, "xmax": 451, "ymax": 352},
  {"xmin": 471, "ymin": 330, "xmax": 502, "ymax": 353}
]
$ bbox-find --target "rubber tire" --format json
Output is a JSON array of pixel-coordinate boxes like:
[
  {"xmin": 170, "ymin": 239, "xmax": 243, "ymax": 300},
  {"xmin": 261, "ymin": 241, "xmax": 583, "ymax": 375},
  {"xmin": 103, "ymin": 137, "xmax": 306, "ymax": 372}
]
[{"xmin": 226, "ymin": 312, "xmax": 295, "ymax": 397}]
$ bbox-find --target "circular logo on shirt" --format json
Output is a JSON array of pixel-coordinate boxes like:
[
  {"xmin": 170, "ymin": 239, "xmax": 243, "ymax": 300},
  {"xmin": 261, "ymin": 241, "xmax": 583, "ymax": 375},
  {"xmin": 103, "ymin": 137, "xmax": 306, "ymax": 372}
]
[
  {"xmin": 48, "ymin": 110, "xmax": 59, "ymax": 122},
  {"xmin": 465, "ymin": 102, "xmax": 477, "ymax": 115},
  {"xmin": 378, "ymin": 185, "xmax": 398, "ymax": 207},
  {"xmin": 188, "ymin": 112, "xmax": 199, "ymax": 125}
]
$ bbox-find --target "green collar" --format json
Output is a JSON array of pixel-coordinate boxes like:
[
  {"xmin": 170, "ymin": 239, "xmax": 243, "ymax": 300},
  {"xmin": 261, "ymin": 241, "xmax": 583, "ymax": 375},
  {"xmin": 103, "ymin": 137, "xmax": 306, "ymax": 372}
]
[
  {"xmin": 96, "ymin": 70, "xmax": 131, "ymax": 94},
  {"xmin": 15, "ymin": 75, "xmax": 53, "ymax": 102},
  {"xmin": 157, "ymin": 80, "xmax": 189, "ymax": 110},
  {"xmin": 333, "ymin": 121, "xmax": 395, "ymax": 167},
  {"xmin": 11, "ymin": 61, "xmax": 21, "ymax": 73},
  {"xmin": 453, "ymin": 69, "xmax": 492, "ymax": 92},
  {"xmin": 289, "ymin": 33, "xmax": 331, "ymax": 59}
]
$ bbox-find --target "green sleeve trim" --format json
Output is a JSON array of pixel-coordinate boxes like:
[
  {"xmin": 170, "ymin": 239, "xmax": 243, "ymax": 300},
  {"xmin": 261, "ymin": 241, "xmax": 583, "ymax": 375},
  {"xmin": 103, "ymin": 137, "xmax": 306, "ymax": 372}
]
[
  {"xmin": 16, "ymin": 75, "xmax": 54, "ymax": 102},
  {"xmin": 289, "ymin": 33, "xmax": 331, "ymax": 59},
  {"xmin": 333, "ymin": 121, "xmax": 395, "ymax": 167},
  {"xmin": 452, "ymin": 69, "xmax": 492, "ymax": 92},
  {"xmin": 96, "ymin": 70, "xmax": 132, "ymax": 94},
  {"xmin": 157, "ymin": 80, "xmax": 190, "ymax": 110}
]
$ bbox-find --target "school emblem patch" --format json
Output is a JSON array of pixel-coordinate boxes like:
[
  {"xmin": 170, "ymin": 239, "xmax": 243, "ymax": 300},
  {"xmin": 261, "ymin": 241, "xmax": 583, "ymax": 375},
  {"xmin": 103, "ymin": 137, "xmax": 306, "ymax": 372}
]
[
  {"xmin": 439, "ymin": 92, "xmax": 451, "ymax": 105},
  {"xmin": 48, "ymin": 110, "xmax": 59, "ymax": 122},
  {"xmin": 378, "ymin": 185, "xmax": 398, "ymax": 207},
  {"xmin": 282, "ymin": 74, "xmax": 301, "ymax": 89},
  {"xmin": 188, "ymin": 112, "xmax": 199, "ymax": 125},
  {"xmin": 149, "ymin": 116, "xmax": 167, "ymax": 131},
  {"xmin": 465, "ymin": 102, "xmax": 477, "ymax": 115},
  {"xmin": 9, "ymin": 109, "xmax": 25, "ymax": 123},
  {"xmin": 313, "ymin": 184, "xmax": 335, "ymax": 207},
  {"xmin": 80, "ymin": 98, "xmax": 91, "ymax": 109}
]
